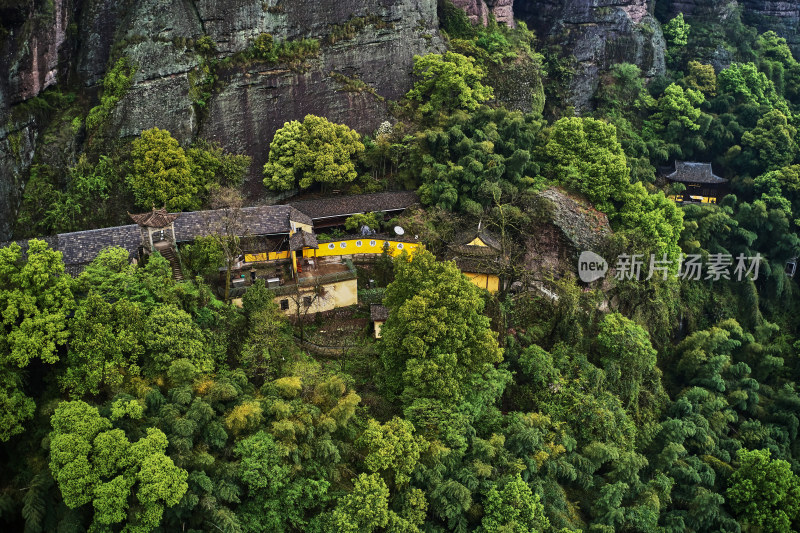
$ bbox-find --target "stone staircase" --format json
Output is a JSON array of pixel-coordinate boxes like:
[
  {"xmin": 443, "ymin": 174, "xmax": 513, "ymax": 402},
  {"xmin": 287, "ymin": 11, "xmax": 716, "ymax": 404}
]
[{"xmin": 155, "ymin": 244, "xmax": 184, "ymax": 281}]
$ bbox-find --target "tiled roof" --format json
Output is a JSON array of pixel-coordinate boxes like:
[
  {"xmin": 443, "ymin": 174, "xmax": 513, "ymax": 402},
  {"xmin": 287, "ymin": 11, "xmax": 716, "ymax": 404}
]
[
  {"xmin": 453, "ymin": 256, "xmax": 504, "ymax": 275},
  {"xmin": 173, "ymin": 205, "xmax": 312, "ymax": 242},
  {"xmin": 0, "ymin": 229, "xmax": 139, "ymax": 269},
  {"xmin": 370, "ymin": 304, "xmax": 389, "ymax": 321},
  {"xmin": 289, "ymin": 229, "xmax": 319, "ymax": 251},
  {"xmin": 288, "ymin": 191, "xmax": 419, "ymax": 220},
  {"xmin": 129, "ymin": 208, "xmax": 180, "ymax": 227},
  {"xmin": 667, "ymin": 161, "xmax": 727, "ymax": 184},
  {"xmin": 451, "ymin": 227, "xmax": 502, "ymax": 252},
  {"xmin": 58, "ymin": 225, "xmax": 141, "ymax": 265},
  {"xmin": 1, "ymin": 204, "xmax": 315, "ymax": 272}
]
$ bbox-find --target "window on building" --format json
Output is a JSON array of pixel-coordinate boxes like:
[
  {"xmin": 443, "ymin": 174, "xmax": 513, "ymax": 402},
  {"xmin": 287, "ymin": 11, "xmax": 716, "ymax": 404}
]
[
  {"xmin": 303, "ymin": 296, "xmax": 312, "ymax": 308},
  {"xmin": 280, "ymin": 299, "xmax": 289, "ymax": 310}
]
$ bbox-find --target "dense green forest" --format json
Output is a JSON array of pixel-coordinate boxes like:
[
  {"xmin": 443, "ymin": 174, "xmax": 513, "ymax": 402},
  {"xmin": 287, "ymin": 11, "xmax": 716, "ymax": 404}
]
[{"xmin": 5, "ymin": 2, "xmax": 800, "ymax": 532}]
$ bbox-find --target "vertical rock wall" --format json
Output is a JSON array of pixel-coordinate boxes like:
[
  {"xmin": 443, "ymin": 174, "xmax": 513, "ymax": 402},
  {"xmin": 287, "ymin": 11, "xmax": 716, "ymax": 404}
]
[
  {"xmin": 451, "ymin": 0, "xmax": 515, "ymax": 27},
  {"xmin": 0, "ymin": 0, "xmax": 444, "ymax": 239},
  {"xmin": 0, "ymin": 0, "xmax": 75, "ymax": 240},
  {"xmin": 514, "ymin": 0, "xmax": 666, "ymax": 113}
]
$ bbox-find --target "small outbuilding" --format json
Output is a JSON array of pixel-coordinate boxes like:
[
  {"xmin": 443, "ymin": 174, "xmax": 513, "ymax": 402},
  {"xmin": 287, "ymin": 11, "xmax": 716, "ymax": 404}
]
[
  {"xmin": 447, "ymin": 226, "xmax": 504, "ymax": 293},
  {"xmin": 666, "ymin": 161, "xmax": 728, "ymax": 204},
  {"xmin": 370, "ymin": 304, "xmax": 389, "ymax": 339}
]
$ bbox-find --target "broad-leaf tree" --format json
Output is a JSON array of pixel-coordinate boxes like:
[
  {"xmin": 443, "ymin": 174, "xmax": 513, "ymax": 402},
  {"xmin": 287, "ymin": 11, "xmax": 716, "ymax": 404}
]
[
  {"xmin": 49, "ymin": 400, "xmax": 188, "ymax": 532},
  {"xmin": 263, "ymin": 114, "xmax": 364, "ymax": 191},
  {"xmin": 128, "ymin": 127, "xmax": 200, "ymax": 211},
  {"xmin": 0, "ymin": 239, "xmax": 74, "ymax": 440},
  {"xmin": 406, "ymin": 51, "xmax": 494, "ymax": 115},
  {"xmin": 380, "ymin": 249, "xmax": 503, "ymax": 408}
]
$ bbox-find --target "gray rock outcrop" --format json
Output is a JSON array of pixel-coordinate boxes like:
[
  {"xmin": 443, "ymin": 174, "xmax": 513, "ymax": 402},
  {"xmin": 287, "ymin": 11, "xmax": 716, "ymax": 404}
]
[
  {"xmin": 514, "ymin": 0, "xmax": 666, "ymax": 113},
  {"xmin": 0, "ymin": 0, "xmax": 444, "ymax": 239}
]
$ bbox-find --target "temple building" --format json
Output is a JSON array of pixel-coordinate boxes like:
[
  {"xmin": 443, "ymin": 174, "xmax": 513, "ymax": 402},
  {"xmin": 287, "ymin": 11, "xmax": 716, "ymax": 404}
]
[
  {"xmin": 446, "ymin": 225, "xmax": 505, "ymax": 293},
  {"xmin": 666, "ymin": 161, "xmax": 728, "ymax": 204},
  {"xmin": 128, "ymin": 207, "xmax": 183, "ymax": 280},
  {"xmin": 2, "ymin": 190, "xmax": 513, "ymax": 315}
]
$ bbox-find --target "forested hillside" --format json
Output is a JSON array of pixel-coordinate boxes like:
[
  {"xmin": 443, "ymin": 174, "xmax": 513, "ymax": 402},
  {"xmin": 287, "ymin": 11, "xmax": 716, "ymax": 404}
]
[{"xmin": 2, "ymin": 1, "xmax": 800, "ymax": 532}]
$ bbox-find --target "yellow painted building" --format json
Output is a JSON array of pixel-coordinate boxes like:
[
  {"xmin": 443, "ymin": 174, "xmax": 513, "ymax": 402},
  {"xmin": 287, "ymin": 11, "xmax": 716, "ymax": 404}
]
[
  {"xmin": 449, "ymin": 229, "xmax": 504, "ymax": 294},
  {"xmin": 308, "ymin": 238, "xmax": 420, "ymax": 258},
  {"xmin": 245, "ymin": 238, "xmax": 420, "ymax": 263},
  {"xmin": 463, "ymin": 272, "xmax": 500, "ymax": 293},
  {"xmin": 668, "ymin": 193, "xmax": 718, "ymax": 204},
  {"xmin": 666, "ymin": 162, "xmax": 727, "ymax": 204},
  {"xmin": 273, "ymin": 278, "xmax": 358, "ymax": 316}
]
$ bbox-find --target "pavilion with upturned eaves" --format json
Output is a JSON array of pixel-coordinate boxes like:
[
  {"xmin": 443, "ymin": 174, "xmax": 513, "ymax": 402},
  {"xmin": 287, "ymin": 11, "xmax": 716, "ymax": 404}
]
[
  {"xmin": 128, "ymin": 207, "xmax": 180, "ymax": 254},
  {"xmin": 666, "ymin": 161, "xmax": 728, "ymax": 204}
]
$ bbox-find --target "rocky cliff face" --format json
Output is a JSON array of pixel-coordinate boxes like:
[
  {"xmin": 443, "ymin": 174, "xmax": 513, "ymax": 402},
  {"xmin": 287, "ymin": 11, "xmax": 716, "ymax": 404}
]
[
  {"xmin": 514, "ymin": 0, "xmax": 666, "ymax": 113},
  {"xmin": 451, "ymin": 0, "xmax": 515, "ymax": 27},
  {"xmin": 0, "ymin": 0, "xmax": 77, "ymax": 239},
  {"xmin": 0, "ymin": 0, "xmax": 443, "ymax": 239},
  {"xmin": 664, "ymin": 0, "xmax": 800, "ymax": 57}
]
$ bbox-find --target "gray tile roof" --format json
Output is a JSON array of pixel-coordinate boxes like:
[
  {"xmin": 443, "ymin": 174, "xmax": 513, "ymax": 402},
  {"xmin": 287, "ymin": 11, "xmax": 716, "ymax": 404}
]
[
  {"xmin": 1, "ymin": 204, "xmax": 315, "ymax": 272},
  {"xmin": 667, "ymin": 162, "xmax": 727, "ymax": 184},
  {"xmin": 370, "ymin": 304, "xmax": 389, "ymax": 321},
  {"xmin": 174, "ymin": 205, "xmax": 312, "ymax": 242},
  {"xmin": 289, "ymin": 229, "xmax": 319, "ymax": 251},
  {"xmin": 451, "ymin": 227, "xmax": 502, "ymax": 252},
  {"xmin": 58, "ymin": 225, "xmax": 141, "ymax": 265},
  {"xmin": 129, "ymin": 208, "xmax": 180, "ymax": 227},
  {"xmin": 288, "ymin": 191, "xmax": 419, "ymax": 220}
]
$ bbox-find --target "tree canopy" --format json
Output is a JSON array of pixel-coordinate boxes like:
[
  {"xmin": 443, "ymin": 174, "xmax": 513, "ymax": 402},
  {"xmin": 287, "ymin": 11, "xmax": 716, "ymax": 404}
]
[
  {"xmin": 127, "ymin": 127, "xmax": 201, "ymax": 211},
  {"xmin": 263, "ymin": 114, "xmax": 365, "ymax": 191}
]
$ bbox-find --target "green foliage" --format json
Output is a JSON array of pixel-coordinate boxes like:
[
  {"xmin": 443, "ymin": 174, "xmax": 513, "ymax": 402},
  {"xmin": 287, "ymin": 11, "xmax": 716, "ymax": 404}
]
[
  {"xmin": 16, "ymin": 156, "xmax": 125, "ymax": 236},
  {"xmin": 49, "ymin": 401, "xmax": 188, "ymax": 531},
  {"xmin": 326, "ymin": 15, "xmax": 393, "ymax": 45},
  {"xmin": 0, "ymin": 239, "xmax": 74, "ymax": 440},
  {"xmin": 543, "ymin": 116, "xmax": 629, "ymax": 214},
  {"xmin": 250, "ymin": 33, "xmax": 320, "ymax": 67},
  {"xmin": 718, "ymin": 62, "xmax": 788, "ymax": 113},
  {"xmin": 595, "ymin": 313, "xmax": 666, "ymax": 424},
  {"xmin": 615, "ymin": 183, "xmax": 684, "ymax": 265},
  {"xmin": 380, "ymin": 249, "xmax": 504, "ymax": 408},
  {"xmin": 727, "ymin": 448, "xmax": 800, "ymax": 532},
  {"xmin": 187, "ymin": 139, "xmax": 251, "ymax": 191},
  {"xmin": 7, "ymin": 10, "xmax": 800, "ymax": 533},
  {"xmin": 650, "ymin": 83, "xmax": 705, "ymax": 133},
  {"xmin": 60, "ymin": 293, "xmax": 145, "ymax": 397},
  {"xmin": 344, "ymin": 212, "xmax": 381, "ymax": 232},
  {"xmin": 663, "ymin": 13, "xmax": 690, "ymax": 46},
  {"xmin": 741, "ymin": 108, "xmax": 797, "ymax": 171},
  {"xmin": 86, "ymin": 57, "xmax": 135, "ymax": 133},
  {"xmin": 406, "ymin": 52, "xmax": 494, "ymax": 116},
  {"xmin": 357, "ymin": 417, "xmax": 426, "ymax": 486},
  {"xmin": 263, "ymin": 114, "xmax": 365, "ymax": 191},
  {"xmin": 332, "ymin": 473, "xmax": 391, "ymax": 532},
  {"xmin": 182, "ymin": 235, "xmax": 225, "ymax": 281},
  {"xmin": 413, "ymin": 107, "xmax": 544, "ymax": 213},
  {"xmin": 127, "ymin": 127, "xmax": 200, "ymax": 211},
  {"xmin": 481, "ymin": 475, "xmax": 549, "ymax": 532},
  {"xmin": 144, "ymin": 303, "xmax": 213, "ymax": 375},
  {"xmin": 685, "ymin": 60, "xmax": 717, "ymax": 95}
]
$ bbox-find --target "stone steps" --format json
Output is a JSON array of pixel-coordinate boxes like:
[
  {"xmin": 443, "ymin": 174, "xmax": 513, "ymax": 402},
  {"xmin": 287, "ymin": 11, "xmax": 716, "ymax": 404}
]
[{"xmin": 157, "ymin": 245, "xmax": 184, "ymax": 281}]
